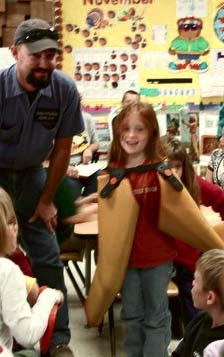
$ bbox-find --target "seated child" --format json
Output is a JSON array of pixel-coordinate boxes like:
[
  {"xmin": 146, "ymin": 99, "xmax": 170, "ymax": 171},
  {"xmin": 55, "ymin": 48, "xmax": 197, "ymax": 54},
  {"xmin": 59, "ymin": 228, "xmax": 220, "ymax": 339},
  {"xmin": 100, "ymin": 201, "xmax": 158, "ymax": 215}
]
[
  {"xmin": 0, "ymin": 187, "xmax": 63, "ymax": 356},
  {"xmin": 8, "ymin": 192, "xmax": 98, "ymax": 308},
  {"xmin": 53, "ymin": 172, "xmax": 98, "ymax": 249},
  {"xmin": 9, "ymin": 247, "xmax": 39, "ymax": 307},
  {"xmin": 172, "ymin": 249, "xmax": 224, "ymax": 357},
  {"xmin": 9, "ymin": 246, "xmax": 34, "ymax": 277}
]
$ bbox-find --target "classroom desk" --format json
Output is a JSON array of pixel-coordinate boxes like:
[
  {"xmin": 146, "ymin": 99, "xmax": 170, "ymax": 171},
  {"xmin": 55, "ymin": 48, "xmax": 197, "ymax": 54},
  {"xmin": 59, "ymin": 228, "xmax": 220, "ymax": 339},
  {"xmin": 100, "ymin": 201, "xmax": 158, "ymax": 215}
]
[{"xmin": 74, "ymin": 212, "xmax": 98, "ymax": 295}]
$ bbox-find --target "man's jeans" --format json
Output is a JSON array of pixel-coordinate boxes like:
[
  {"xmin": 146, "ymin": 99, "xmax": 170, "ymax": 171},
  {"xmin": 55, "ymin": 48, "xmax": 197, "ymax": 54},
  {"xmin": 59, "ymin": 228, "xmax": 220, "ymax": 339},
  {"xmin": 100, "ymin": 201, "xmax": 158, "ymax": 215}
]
[
  {"xmin": 0, "ymin": 167, "xmax": 70, "ymax": 347},
  {"xmin": 121, "ymin": 262, "xmax": 173, "ymax": 357}
]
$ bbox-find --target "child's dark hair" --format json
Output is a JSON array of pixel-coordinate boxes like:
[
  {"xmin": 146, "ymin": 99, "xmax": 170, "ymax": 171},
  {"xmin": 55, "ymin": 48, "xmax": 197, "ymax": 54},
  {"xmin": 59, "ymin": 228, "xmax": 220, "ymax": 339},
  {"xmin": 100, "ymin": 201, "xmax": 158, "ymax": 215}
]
[
  {"xmin": 109, "ymin": 102, "xmax": 163, "ymax": 164},
  {"xmin": 189, "ymin": 115, "xmax": 197, "ymax": 124},
  {"xmin": 121, "ymin": 90, "xmax": 140, "ymax": 104},
  {"xmin": 164, "ymin": 138, "xmax": 200, "ymax": 205}
]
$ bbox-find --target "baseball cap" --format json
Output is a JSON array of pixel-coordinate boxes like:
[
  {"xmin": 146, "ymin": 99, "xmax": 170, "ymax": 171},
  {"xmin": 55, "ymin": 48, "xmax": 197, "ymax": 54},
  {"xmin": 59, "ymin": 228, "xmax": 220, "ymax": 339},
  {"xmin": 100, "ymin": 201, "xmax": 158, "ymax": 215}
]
[{"xmin": 13, "ymin": 18, "xmax": 60, "ymax": 54}]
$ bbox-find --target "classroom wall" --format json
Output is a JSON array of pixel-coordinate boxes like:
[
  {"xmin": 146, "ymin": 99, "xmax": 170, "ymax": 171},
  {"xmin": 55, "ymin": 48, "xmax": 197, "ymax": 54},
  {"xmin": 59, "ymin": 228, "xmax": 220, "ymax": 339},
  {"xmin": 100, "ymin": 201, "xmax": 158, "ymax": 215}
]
[
  {"xmin": 57, "ymin": 0, "xmax": 224, "ymax": 107},
  {"xmin": 0, "ymin": 0, "xmax": 222, "ymax": 166}
]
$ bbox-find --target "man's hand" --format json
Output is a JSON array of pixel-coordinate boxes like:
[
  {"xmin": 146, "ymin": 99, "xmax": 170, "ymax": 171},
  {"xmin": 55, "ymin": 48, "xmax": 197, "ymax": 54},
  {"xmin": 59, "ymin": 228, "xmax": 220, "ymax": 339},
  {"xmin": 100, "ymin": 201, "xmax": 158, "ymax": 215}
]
[{"xmin": 29, "ymin": 199, "xmax": 58, "ymax": 233}]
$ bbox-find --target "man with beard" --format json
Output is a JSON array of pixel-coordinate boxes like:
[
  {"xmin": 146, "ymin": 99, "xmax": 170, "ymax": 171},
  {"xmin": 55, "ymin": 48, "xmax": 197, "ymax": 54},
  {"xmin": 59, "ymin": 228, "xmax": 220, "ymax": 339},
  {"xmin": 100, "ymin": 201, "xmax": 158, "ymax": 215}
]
[{"xmin": 0, "ymin": 19, "xmax": 84, "ymax": 357}]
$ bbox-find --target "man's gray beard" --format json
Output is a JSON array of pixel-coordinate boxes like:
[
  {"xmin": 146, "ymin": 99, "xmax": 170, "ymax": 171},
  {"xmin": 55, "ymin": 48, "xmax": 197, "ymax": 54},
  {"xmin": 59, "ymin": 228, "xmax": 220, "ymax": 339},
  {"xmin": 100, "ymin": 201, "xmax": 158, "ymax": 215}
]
[{"xmin": 26, "ymin": 71, "xmax": 52, "ymax": 90}]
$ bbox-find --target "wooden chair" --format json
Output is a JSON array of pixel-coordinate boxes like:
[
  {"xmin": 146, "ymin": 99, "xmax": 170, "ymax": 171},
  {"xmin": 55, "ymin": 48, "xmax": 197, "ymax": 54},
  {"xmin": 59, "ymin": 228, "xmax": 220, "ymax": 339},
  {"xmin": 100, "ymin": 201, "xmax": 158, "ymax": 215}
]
[{"xmin": 60, "ymin": 250, "xmax": 85, "ymax": 303}]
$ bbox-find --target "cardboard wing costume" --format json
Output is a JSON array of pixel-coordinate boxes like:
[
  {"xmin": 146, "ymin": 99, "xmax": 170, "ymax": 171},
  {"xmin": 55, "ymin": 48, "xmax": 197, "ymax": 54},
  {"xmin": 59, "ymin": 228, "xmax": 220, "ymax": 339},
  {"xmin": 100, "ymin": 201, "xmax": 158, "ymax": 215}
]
[{"xmin": 85, "ymin": 162, "xmax": 224, "ymax": 327}]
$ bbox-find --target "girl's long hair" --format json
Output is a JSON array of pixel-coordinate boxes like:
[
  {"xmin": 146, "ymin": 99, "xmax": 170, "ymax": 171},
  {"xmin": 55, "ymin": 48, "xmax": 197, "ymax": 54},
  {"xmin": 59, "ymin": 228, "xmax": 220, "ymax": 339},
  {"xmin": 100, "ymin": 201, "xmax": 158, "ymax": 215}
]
[
  {"xmin": 165, "ymin": 138, "xmax": 200, "ymax": 205},
  {"xmin": 109, "ymin": 102, "xmax": 163, "ymax": 165}
]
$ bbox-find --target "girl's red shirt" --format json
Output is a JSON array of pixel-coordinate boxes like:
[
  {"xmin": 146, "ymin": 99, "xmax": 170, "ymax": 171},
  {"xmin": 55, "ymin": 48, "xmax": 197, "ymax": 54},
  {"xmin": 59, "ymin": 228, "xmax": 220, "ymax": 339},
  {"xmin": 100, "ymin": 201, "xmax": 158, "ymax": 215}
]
[{"xmin": 107, "ymin": 159, "xmax": 176, "ymax": 268}]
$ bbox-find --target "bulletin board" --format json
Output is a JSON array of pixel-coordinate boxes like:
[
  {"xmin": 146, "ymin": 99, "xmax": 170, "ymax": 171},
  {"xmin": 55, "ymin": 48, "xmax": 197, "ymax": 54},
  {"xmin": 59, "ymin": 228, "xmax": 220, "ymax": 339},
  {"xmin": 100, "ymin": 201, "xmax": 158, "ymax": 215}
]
[{"xmin": 57, "ymin": 0, "xmax": 224, "ymax": 106}]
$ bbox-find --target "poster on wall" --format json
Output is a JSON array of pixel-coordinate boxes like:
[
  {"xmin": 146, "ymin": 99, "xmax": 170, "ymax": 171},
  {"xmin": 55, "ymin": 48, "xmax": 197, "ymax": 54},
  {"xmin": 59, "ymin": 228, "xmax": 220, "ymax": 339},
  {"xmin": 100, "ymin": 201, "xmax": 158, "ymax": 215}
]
[
  {"xmin": 181, "ymin": 111, "xmax": 200, "ymax": 162},
  {"xmin": 62, "ymin": 1, "xmax": 149, "ymax": 99},
  {"xmin": 73, "ymin": 48, "xmax": 138, "ymax": 99},
  {"xmin": 199, "ymin": 49, "xmax": 224, "ymax": 97},
  {"xmin": 166, "ymin": 112, "xmax": 181, "ymax": 138},
  {"xmin": 199, "ymin": 111, "xmax": 219, "ymax": 157},
  {"xmin": 176, "ymin": 0, "xmax": 208, "ymax": 17},
  {"xmin": 60, "ymin": 0, "xmax": 223, "ymax": 105}
]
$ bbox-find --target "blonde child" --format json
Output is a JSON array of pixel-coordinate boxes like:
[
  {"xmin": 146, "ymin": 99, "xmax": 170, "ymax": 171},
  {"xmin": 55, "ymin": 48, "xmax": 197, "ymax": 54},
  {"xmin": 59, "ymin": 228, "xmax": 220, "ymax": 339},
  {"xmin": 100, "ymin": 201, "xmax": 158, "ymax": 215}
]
[
  {"xmin": 172, "ymin": 249, "xmax": 224, "ymax": 356},
  {"xmin": 109, "ymin": 102, "xmax": 175, "ymax": 357},
  {"xmin": 0, "ymin": 187, "xmax": 63, "ymax": 356}
]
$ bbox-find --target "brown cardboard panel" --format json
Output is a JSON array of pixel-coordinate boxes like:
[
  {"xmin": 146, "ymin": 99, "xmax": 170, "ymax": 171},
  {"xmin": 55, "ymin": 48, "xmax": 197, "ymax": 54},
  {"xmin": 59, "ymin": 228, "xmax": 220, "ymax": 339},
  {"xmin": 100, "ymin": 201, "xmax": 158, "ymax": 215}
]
[
  {"xmin": 6, "ymin": 2, "xmax": 30, "ymax": 16},
  {"xmin": 6, "ymin": 14, "xmax": 26, "ymax": 27},
  {"xmin": 2, "ymin": 27, "xmax": 16, "ymax": 47},
  {"xmin": 30, "ymin": 1, "xmax": 53, "ymax": 22},
  {"xmin": 0, "ymin": 0, "xmax": 5, "ymax": 13},
  {"xmin": 0, "ymin": 13, "xmax": 6, "ymax": 37},
  {"xmin": 0, "ymin": 13, "xmax": 6, "ymax": 27}
]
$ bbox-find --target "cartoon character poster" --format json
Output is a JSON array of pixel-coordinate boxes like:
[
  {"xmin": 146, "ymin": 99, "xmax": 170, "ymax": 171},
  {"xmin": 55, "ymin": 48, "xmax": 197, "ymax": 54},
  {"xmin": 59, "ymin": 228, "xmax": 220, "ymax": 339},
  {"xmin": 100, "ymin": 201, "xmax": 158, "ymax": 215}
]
[
  {"xmin": 166, "ymin": 113, "xmax": 181, "ymax": 138},
  {"xmin": 168, "ymin": 17, "xmax": 210, "ymax": 72}
]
